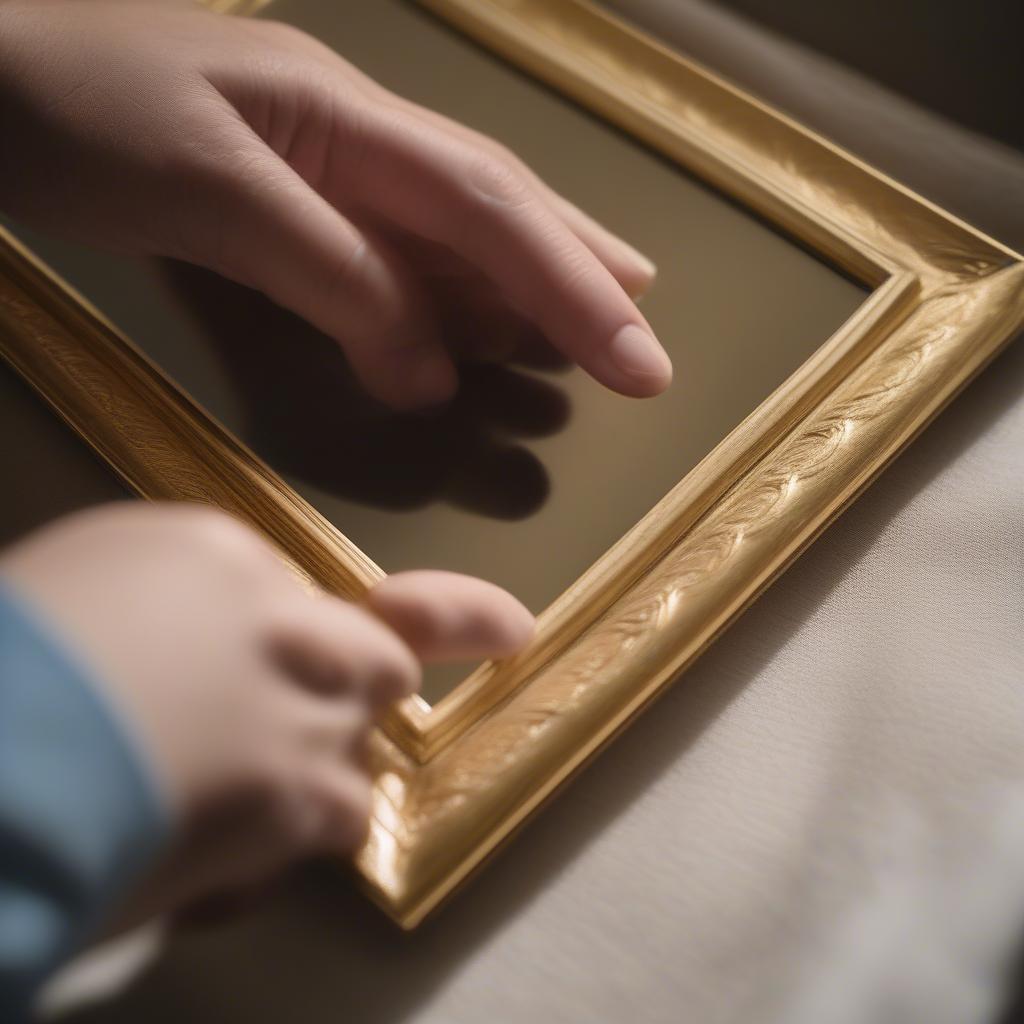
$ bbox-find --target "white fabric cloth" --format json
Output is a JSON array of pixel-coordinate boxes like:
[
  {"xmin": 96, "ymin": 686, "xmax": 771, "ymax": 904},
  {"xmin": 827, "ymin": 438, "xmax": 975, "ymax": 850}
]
[{"xmin": 48, "ymin": 4, "xmax": 1024, "ymax": 1023}]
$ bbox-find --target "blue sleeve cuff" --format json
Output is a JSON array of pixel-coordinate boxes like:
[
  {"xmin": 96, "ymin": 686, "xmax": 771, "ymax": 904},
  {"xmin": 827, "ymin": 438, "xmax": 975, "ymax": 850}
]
[{"xmin": 0, "ymin": 581, "xmax": 170, "ymax": 1019}]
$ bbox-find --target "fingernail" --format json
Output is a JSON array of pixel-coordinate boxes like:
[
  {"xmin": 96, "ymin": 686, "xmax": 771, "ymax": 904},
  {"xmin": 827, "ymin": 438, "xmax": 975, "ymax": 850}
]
[{"xmin": 608, "ymin": 324, "xmax": 672, "ymax": 392}]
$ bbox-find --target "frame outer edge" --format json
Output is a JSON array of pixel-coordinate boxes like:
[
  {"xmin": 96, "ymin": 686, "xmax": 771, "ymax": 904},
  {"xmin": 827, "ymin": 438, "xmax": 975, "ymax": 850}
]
[{"xmin": 361, "ymin": 264, "xmax": 1024, "ymax": 926}]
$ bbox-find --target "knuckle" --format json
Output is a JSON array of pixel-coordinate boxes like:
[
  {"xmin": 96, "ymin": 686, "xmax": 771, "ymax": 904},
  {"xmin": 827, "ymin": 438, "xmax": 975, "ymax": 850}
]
[
  {"xmin": 321, "ymin": 233, "xmax": 371, "ymax": 304},
  {"xmin": 254, "ymin": 18, "xmax": 313, "ymax": 48},
  {"xmin": 481, "ymin": 137, "xmax": 521, "ymax": 170},
  {"xmin": 463, "ymin": 150, "xmax": 531, "ymax": 210},
  {"xmin": 318, "ymin": 237, "xmax": 406, "ymax": 341}
]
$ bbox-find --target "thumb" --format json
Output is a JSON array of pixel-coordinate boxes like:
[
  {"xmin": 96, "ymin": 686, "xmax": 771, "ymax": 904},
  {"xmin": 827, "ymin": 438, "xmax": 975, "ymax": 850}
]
[{"xmin": 363, "ymin": 570, "xmax": 535, "ymax": 663}]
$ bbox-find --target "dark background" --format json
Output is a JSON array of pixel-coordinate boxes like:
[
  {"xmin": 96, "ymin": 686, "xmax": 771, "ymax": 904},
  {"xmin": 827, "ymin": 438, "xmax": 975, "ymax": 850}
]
[{"xmin": 721, "ymin": 0, "xmax": 1024, "ymax": 151}]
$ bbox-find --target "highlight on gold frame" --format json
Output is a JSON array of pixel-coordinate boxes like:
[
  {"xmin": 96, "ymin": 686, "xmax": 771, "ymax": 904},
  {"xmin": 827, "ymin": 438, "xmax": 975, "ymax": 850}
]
[{"xmin": 0, "ymin": 0, "xmax": 1021, "ymax": 1020}]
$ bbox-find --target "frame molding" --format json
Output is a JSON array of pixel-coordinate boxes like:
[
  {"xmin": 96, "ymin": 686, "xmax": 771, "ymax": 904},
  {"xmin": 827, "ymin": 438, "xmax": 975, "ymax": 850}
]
[{"xmin": 0, "ymin": 0, "xmax": 1021, "ymax": 927}]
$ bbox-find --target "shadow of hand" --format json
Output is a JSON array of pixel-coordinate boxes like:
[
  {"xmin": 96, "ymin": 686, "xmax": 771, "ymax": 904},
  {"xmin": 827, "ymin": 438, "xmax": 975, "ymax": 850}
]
[{"xmin": 163, "ymin": 262, "xmax": 572, "ymax": 520}]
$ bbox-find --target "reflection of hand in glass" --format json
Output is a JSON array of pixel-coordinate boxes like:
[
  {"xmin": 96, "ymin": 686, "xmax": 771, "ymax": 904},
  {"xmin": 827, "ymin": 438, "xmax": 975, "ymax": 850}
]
[
  {"xmin": 166, "ymin": 262, "xmax": 569, "ymax": 520},
  {"xmin": 0, "ymin": 0, "xmax": 668, "ymax": 409}
]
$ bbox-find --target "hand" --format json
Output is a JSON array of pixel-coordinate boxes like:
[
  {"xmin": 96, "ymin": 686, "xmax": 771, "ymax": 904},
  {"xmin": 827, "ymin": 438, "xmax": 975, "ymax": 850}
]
[
  {"xmin": 163, "ymin": 261, "xmax": 569, "ymax": 520},
  {"xmin": 0, "ymin": 0, "xmax": 670, "ymax": 409},
  {"xmin": 0, "ymin": 503, "xmax": 534, "ymax": 916}
]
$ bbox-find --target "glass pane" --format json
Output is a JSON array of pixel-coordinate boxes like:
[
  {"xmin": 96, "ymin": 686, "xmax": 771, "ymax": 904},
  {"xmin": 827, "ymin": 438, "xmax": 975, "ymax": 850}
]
[{"xmin": 4, "ymin": 0, "xmax": 867, "ymax": 701}]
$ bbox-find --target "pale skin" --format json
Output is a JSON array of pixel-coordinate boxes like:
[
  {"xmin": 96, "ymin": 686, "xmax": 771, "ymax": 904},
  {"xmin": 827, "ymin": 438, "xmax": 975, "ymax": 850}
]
[
  {"xmin": 0, "ymin": 0, "xmax": 668, "ymax": 926},
  {"xmin": 0, "ymin": 0, "xmax": 670, "ymax": 407},
  {"xmin": 0, "ymin": 504, "xmax": 536, "ymax": 919}
]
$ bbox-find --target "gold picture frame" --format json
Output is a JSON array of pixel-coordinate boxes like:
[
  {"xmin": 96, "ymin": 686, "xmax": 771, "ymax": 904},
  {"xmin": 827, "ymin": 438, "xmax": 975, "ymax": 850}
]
[{"xmin": 1, "ymin": 0, "xmax": 1022, "ymax": 929}]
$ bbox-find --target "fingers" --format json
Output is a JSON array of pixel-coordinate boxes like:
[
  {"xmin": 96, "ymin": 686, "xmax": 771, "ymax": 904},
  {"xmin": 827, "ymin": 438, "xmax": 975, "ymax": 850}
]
[
  {"xmin": 332, "ymin": 109, "xmax": 671, "ymax": 398},
  {"xmin": 208, "ymin": 37, "xmax": 666, "ymax": 401},
  {"xmin": 310, "ymin": 767, "xmax": 373, "ymax": 853},
  {"xmin": 276, "ymin": 44, "xmax": 659, "ymax": 302},
  {"xmin": 267, "ymin": 567, "xmax": 538, "ymax": 871},
  {"xmin": 387, "ymin": 97, "xmax": 659, "ymax": 300},
  {"xmin": 270, "ymin": 568, "xmax": 534, "ymax": 688},
  {"xmin": 196, "ymin": 119, "xmax": 456, "ymax": 409},
  {"xmin": 365, "ymin": 570, "xmax": 535, "ymax": 662},
  {"xmin": 268, "ymin": 596, "xmax": 421, "ymax": 705},
  {"xmin": 296, "ymin": 694, "xmax": 372, "ymax": 758},
  {"xmin": 547, "ymin": 193, "xmax": 658, "ymax": 301}
]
